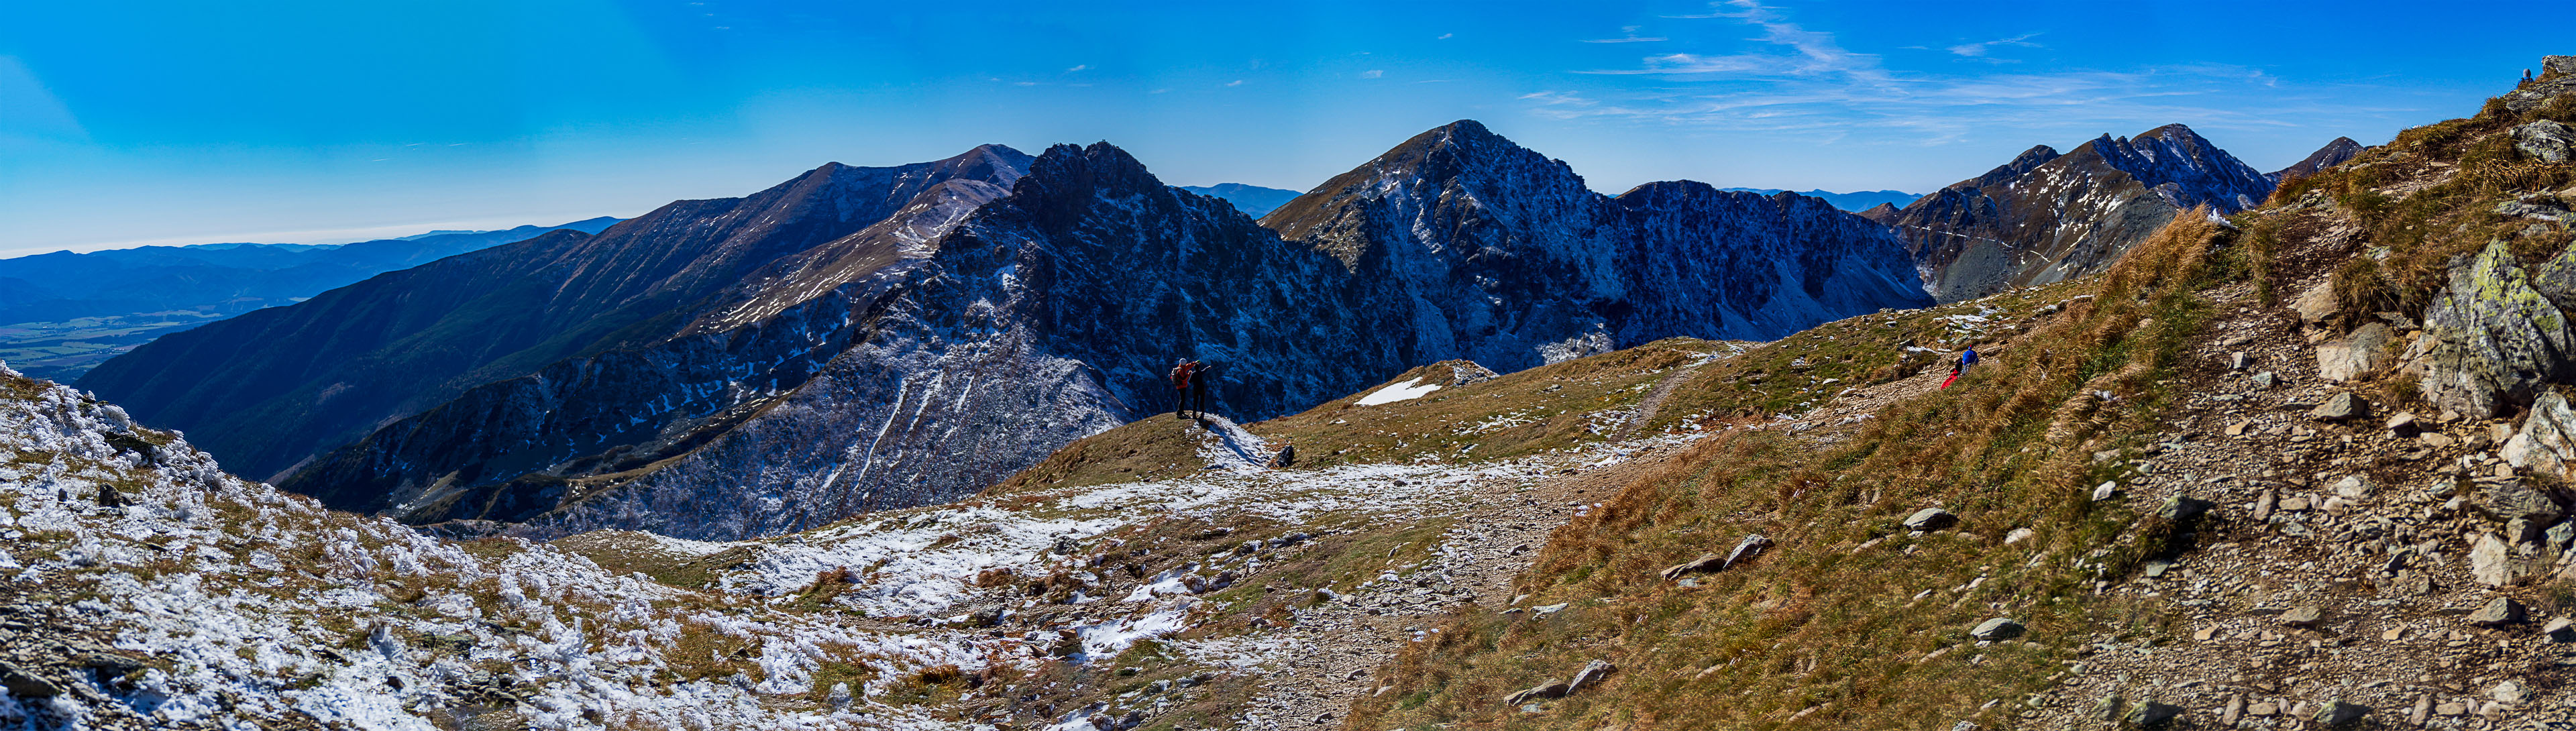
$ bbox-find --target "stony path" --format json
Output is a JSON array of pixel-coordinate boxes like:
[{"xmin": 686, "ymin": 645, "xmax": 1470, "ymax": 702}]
[
  {"xmin": 1232, "ymin": 439, "xmax": 1703, "ymax": 731},
  {"xmin": 1611, "ymin": 363, "xmax": 1703, "ymax": 441}
]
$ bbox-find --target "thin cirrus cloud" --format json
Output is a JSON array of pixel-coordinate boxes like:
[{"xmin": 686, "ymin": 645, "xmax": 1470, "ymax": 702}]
[
  {"xmin": 1545, "ymin": 1, "xmax": 2365, "ymax": 144},
  {"xmin": 1582, "ymin": 25, "xmax": 1666, "ymax": 44},
  {"xmin": 1947, "ymin": 33, "xmax": 2043, "ymax": 59},
  {"xmin": 1360, "ymin": 70, "xmax": 1384, "ymax": 78}
]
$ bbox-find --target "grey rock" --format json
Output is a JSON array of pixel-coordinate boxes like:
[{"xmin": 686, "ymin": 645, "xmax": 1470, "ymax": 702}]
[
  {"xmin": 1970, "ymin": 617, "xmax": 2025, "ymax": 640},
  {"xmin": 2249, "ymin": 371, "xmax": 2276, "ymax": 389},
  {"xmin": 2503, "ymin": 390, "xmax": 2576, "ymax": 477},
  {"xmin": 2544, "ymin": 616, "xmax": 2575, "ymax": 642},
  {"xmin": 2316, "ymin": 323, "xmax": 2393, "ymax": 382},
  {"xmin": 2126, "ymin": 700, "xmax": 2183, "ymax": 728},
  {"xmin": 2492, "ymin": 679, "xmax": 2529, "ymax": 704},
  {"xmin": 2531, "ymin": 239, "xmax": 2576, "ymax": 312},
  {"xmin": 2515, "ymin": 120, "xmax": 2576, "ymax": 164},
  {"xmin": 2468, "ymin": 596, "xmax": 2526, "ymax": 626},
  {"xmin": 2471, "ymin": 532, "xmax": 2519, "ymax": 586},
  {"xmin": 2330, "ymin": 474, "xmax": 2371, "ymax": 498},
  {"xmin": 1659, "ymin": 553, "xmax": 1723, "ymax": 580},
  {"xmin": 1904, "ymin": 508, "xmax": 1958, "ymax": 531},
  {"xmin": 2312, "ymin": 699, "xmax": 2369, "ymax": 727},
  {"xmin": 1051, "ymin": 536, "xmax": 1081, "ymax": 555},
  {"xmin": 2159, "ymin": 495, "xmax": 2216, "ymax": 522},
  {"xmin": 2384, "ymin": 412, "xmax": 2420, "ymax": 436},
  {"xmin": 2414, "ymin": 241, "xmax": 2576, "ymax": 418},
  {"xmin": 2280, "ymin": 605, "xmax": 2324, "ymax": 627},
  {"xmin": 2551, "ymin": 521, "xmax": 2576, "ymax": 555},
  {"xmin": 1566, "ymin": 659, "xmax": 1616, "ymax": 693},
  {"xmin": 0, "ymin": 661, "xmax": 58, "ymax": 697},
  {"xmin": 2230, "ymin": 351, "xmax": 2251, "ymax": 371},
  {"xmin": 2477, "ymin": 478, "xmax": 2564, "ymax": 525},
  {"xmin": 2092, "ymin": 481, "xmax": 2118, "ymax": 502},
  {"xmin": 1721, "ymin": 533, "xmax": 1772, "ymax": 570},
  {"xmin": 2498, "ymin": 200, "xmax": 2571, "ymax": 222},
  {"xmin": 1501, "ymin": 681, "xmax": 1570, "ymax": 706},
  {"xmin": 1532, "ymin": 603, "xmax": 1569, "ymax": 616},
  {"xmin": 2310, "ymin": 391, "xmax": 2369, "ymax": 421}
]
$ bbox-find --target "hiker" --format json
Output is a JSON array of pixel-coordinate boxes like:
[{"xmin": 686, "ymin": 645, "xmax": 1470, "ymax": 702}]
[
  {"xmin": 1939, "ymin": 347, "xmax": 1979, "ymax": 390},
  {"xmin": 1188, "ymin": 360, "xmax": 1215, "ymax": 418},
  {"xmin": 1169, "ymin": 359, "xmax": 1197, "ymax": 418}
]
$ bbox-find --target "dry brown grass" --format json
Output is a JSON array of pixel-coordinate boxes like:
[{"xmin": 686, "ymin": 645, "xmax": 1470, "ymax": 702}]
[{"xmin": 1345, "ymin": 213, "xmax": 2228, "ymax": 731}]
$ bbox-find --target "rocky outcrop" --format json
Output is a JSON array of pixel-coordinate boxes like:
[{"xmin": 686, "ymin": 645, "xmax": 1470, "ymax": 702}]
[
  {"xmin": 2315, "ymin": 323, "xmax": 2394, "ymax": 382},
  {"xmin": 1882, "ymin": 124, "xmax": 2278, "ymax": 302},
  {"xmin": 2500, "ymin": 55, "xmax": 2576, "ymax": 113},
  {"xmin": 2408, "ymin": 241, "xmax": 2576, "ymax": 418},
  {"xmin": 2514, "ymin": 120, "xmax": 2575, "ymax": 163},
  {"xmin": 2503, "ymin": 390, "xmax": 2576, "ymax": 476}
]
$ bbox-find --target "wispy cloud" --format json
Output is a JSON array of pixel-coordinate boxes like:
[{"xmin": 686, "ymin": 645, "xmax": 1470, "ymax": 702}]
[
  {"xmin": 1946, "ymin": 33, "xmax": 2041, "ymax": 58},
  {"xmin": 1224, "ymin": 80, "xmax": 1244, "ymax": 87},
  {"xmin": 1360, "ymin": 70, "xmax": 1384, "ymax": 78},
  {"xmin": 1065, "ymin": 64, "xmax": 1088, "ymax": 72},
  {"xmin": 1437, "ymin": 33, "xmax": 1453, "ymax": 40},
  {"xmin": 1538, "ymin": 1, "xmax": 2344, "ymax": 144},
  {"xmin": 1582, "ymin": 25, "xmax": 1667, "ymax": 44}
]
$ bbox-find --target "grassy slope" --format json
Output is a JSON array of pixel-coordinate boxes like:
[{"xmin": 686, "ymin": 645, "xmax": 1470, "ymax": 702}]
[
  {"xmin": 1348, "ymin": 70, "xmax": 2576, "ymax": 731},
  {"xmin": 1348, "ymin": 213, "xmax": 2233, "ymax": 730}
]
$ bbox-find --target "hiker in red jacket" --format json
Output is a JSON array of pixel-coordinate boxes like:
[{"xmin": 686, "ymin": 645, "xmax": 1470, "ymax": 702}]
[{"xmin": 1170, "ymin": 359, "xmax": 1197, "ymax": 418}]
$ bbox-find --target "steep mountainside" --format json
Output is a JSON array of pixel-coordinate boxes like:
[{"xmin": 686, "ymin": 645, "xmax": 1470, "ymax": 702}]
[
  {"xmin": 1884, "ymin": 124, "xmax": 2277, "ymax": 302},
  {"xmin": 89, "ymin": 123, "xmax": 1926, "ymax": 542},
  {"xmin": 0, "ymin": 218, "xmax": 617, "ymax": 380},
  {"xmin": 78, "ymin": 147, "xmax": 1032, "ymax": 484},
  {"xmin": 1263, "ymin": 120, "xmax": 1931, "ymax": 373},
  {"xmin": 1178, "ymin": 183, "xmax": 1303, "ymax": 217}
]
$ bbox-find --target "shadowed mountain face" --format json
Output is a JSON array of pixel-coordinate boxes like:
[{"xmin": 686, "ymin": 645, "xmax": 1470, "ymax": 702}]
[
  {"xmin": 79, "ymin": 146, "xmax": 1035, "ymax": 486},
  {"xmin": 1882, "ymin": 124, "xmax": 2278, "ymax": 302},
  {"xmin": 2269, "ymin": 136, "xmax": 2366, "ymax": 184},
  {"xmin": 84, "ymin": 122, "xmax": 1929, "ymax": 541},
  {"xmin": 1263, "ymin": 120, "xmax": 1932, "ymax": 372}
]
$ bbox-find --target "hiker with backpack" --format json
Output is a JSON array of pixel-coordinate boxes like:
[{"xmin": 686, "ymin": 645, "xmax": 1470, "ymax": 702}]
[
  {"xmin": 1939, "ymin": 347, "xmax": 1979, "ymax": 390},
  {"xmin": 1170, "ymin": 359, "xmax": 1197, "ymax": 418}
]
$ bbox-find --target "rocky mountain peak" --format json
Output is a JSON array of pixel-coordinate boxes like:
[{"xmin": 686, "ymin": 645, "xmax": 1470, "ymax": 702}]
[
  {"xmin": 1955, "ymin": 144, "xmax": 2062, "ymax": 190},
  {"xmin": 2083, "ymin": 123, "xmax": 2272, "ymax": 213},
  {"xmin": 2269, "ymin": 136, "xmax": 2366, "ymax": 184}
]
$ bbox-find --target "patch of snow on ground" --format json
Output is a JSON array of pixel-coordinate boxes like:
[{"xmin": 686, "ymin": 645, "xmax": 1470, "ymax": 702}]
[{"xmin": 1354, "ymin": 378, "xmax": 1441, "ymax": 406}]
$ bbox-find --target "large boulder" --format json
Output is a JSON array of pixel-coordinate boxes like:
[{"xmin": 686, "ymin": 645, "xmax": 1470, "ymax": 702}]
[
  {"xmin": 2516, "ymin": 120, "xmax": 2576, "ymax": 164},
  {"xmin": 2316, "ymin": 323, "xmax": 2394, "ymax": 382},
  {"xmin": 2413, "ymin": 241, "xmax": 2576, "ymax": 418},
  {"xmin": 2504, "ymin": 390, "xmax": 2576, "ymax": 477},
  {"xmin": 2534, "ymin": 239, "xmax": 2576, "ymax": 312}
]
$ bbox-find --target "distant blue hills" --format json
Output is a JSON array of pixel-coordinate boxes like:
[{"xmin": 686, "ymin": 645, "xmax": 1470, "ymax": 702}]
[
  {"xmin": 1721, "ymin": 188, "xmax": 1922, "ymax": 213},
  {"xmin": 0, "ymin": 217, "xmax": 621, "ymax": 380},
  {"xmin": 1180, "ymin": 183, "xmax": 1304, "ymax": 218}
]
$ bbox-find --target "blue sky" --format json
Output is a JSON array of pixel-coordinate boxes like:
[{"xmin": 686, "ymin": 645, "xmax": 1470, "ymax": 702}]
[{"xmin": 0, "ymin": 1, "xmax": 2559, "ymax": 256}]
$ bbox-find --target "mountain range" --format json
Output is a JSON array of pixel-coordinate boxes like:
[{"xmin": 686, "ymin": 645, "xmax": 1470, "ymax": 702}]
[
  {"xmin": 1178, "ymin": 182, "xmax": 1303, "ymax": 217},
  {"xmin": 1721, "ymin": 188, "xmax": 1921, "ymax": 213},
  {"xmin": 80, "ymin": 121, "xmax": 1931, "ymax": 540},
  {"xmin": 1864, "ymin": 125, "xmax": 2361, "ymax": 301},
  {"xmin": 0, "ymin": 218, "xmax": 619, "ymax": 380}
]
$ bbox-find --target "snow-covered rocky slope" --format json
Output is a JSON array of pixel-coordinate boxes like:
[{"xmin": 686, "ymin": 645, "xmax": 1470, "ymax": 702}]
[{"xmin": 0, "ymin": 335, "xmax": 1749, "ymax": 730}]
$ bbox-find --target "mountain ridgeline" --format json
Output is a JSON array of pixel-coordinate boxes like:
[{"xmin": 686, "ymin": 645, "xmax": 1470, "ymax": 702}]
[
  {"xmin": 1866, "ymin": 125, "xmax": 2361, "ymax": 301},
  {"xmin": 81, "ymin": 121, "xmax": 1934, "ymax": 540}
]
